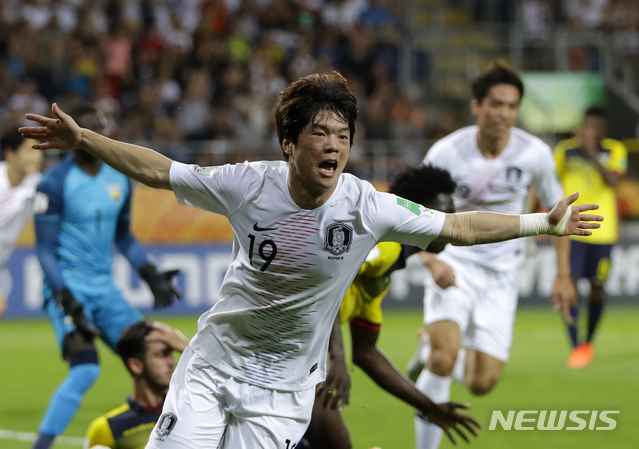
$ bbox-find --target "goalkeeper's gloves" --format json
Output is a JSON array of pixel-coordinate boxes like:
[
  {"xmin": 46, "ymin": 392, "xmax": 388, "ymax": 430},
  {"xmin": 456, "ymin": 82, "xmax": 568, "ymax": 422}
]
[
  {"xmin": 139, "ymin": 263, "xmax": 182, "ymax": 309},
  {"xmin": 55, "ymin": 288, "xmax": 100, "ymax": 339}
]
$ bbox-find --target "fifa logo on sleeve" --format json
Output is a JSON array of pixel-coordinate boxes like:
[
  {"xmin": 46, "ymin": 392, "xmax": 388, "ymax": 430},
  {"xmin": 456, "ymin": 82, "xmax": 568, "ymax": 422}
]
[{"xmin": 489, "ymin": 410, "xmax": 619, "ymax": 431}]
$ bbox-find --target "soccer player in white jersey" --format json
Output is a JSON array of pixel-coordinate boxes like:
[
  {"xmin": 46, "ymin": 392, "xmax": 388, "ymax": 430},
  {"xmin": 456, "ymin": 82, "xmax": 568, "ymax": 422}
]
[
  {"xmin": 412, "ymin": 61, "xmax": 577, "ymax": 449},
  {"xmin": 20, "ymin": 72, "xmax": 602, "ymax": 449},
  {"xmin": 0, "ymin": 130, "xmax": 43, "ymax": 317}
]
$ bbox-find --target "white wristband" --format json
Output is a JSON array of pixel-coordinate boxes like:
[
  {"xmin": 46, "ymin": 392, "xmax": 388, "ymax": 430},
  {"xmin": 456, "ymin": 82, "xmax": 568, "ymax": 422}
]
[
  {"xmin": 519, "ymin": 213, "xmax": 550, "ymax": 237},
  {"xmin": 519, "ymin": 208, "xmax": 572, "ymax": 237}
]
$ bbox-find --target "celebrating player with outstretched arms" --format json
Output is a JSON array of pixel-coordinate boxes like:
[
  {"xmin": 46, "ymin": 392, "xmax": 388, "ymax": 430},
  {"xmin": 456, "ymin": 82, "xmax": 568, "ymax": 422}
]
[{"xmin": 21, "ymin": 72, "xmax": 601, "ymax": 449}]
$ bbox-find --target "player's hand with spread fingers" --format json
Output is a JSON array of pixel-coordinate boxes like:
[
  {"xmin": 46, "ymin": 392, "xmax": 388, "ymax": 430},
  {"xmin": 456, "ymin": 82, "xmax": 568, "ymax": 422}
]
[
  {"xmin": 420, "ymin": 401, "xmax": 481, "ymax": 446},
  {"xmin": 19, "ymin": 104, "xmax": 84, "ymax": 151},
  {"xmin": 547, "ymin": 191, "xmax": 603, "ymax": 237}
]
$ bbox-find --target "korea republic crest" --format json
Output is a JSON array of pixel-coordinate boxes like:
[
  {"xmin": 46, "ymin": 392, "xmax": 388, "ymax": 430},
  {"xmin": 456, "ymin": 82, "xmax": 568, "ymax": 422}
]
[{"xmin": 324, "ymin": 223, "xmax": 353, "ymax": 256}]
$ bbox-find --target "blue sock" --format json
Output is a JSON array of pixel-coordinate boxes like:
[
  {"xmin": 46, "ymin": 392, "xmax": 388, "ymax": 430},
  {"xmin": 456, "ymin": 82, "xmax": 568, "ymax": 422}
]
[
  {"xmin": 37, "ymin": 362, "xmax": 101, "ymax": 438},
  {"xmin": 568, "ymin": 306, "xmax": 579, "ymax": 348},
  {"xmin": 587, "ymin": 302, "xmax": 603, "ymax": 343}
]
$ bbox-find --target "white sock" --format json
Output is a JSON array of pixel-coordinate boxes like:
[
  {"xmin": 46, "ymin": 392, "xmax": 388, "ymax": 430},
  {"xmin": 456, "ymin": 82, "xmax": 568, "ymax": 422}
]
[
  {"xmin": 414, "ymin": 369, "xmax": 453, "ymax": 449},
  {"xmin": 452, "ymin": 349, "xmax": 466, "ymax": 386}
]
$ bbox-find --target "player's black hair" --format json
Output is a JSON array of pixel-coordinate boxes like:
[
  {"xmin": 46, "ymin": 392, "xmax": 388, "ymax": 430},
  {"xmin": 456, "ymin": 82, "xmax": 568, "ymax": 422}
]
[
  {"xmin": 389, "ymin": 164, "xmax": 456, "ymax": 208},
  {"xmin": 1, "ymin": 129, "xmax": 25, "ymax": 154},
  {"xmin": 117, "ymin": 320, "xmax": 154, "ymax": 375},
  {"xmin": 585, "ymin": 105, "xmax": 608, "ymax": 121},
  {"xmin": 471, "ymin": 60, "xmax": 524, "ymax": 104},
  {"xmin": 274, "ymin": 71, "xmax": 358, "ymax": 161}
]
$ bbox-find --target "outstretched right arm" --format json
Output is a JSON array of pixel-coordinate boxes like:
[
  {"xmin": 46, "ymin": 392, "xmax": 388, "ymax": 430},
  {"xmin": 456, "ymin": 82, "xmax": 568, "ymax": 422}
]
[{"xmin": 20, "ymin": 104, "xmax": 172, "ymax": 190}]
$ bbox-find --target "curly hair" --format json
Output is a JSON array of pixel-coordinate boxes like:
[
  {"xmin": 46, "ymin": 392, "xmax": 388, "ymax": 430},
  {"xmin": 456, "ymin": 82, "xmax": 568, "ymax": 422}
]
[{"xmin": 389, "ymin": 164, "xmax": 456, "ymax": 209}]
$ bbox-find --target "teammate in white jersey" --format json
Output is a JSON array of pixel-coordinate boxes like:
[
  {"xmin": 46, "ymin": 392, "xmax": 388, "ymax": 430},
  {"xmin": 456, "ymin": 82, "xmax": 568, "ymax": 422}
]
[
  {"xmin": 413, "ymin": 61, "xmax": 577, "ymax": 449},
  {"xmin": 20, "ymin": 72, "xmax": 601, "ymax": 449},
  {"xmin": 0, "ymin": 130, "xmax": 43, "ymax": 317}
]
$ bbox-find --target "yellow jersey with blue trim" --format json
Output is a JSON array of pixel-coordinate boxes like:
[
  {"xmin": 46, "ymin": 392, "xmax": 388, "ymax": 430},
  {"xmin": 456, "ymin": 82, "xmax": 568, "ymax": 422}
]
[
  {"xmin": 554, "ymin": 138, "xmax": 627, "ymax": 244},
  {"xmin": 85, "ymin": 398, "xmax": 163, "ymax": 449},
  {"xmin": 339, "ymin": 242, "xmax": 403, "ymax": 328}
]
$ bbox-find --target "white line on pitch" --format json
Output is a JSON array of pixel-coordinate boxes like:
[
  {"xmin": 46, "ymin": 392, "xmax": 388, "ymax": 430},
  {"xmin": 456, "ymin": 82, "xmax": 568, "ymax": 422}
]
[{"xmin": 0, "ymin": 428, "xmax": 85, "ymax": 446}]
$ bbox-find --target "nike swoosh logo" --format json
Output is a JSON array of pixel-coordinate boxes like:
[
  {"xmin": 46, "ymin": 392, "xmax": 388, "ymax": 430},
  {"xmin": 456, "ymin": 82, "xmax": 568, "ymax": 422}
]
[{"xmin": 253, "ymin": 223, "xmax": 277, "ymax": 232}]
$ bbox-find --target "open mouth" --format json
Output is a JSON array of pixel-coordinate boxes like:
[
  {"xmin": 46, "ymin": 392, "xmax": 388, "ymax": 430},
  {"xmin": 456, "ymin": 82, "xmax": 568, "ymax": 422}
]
[{"xmin": 319, "ymin": 160, "xmax": 338, "ymax": 176}]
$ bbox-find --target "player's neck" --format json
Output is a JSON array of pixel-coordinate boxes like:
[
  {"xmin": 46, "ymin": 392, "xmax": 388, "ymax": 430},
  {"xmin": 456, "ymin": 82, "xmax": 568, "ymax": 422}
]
[
  {"xmin": 132, "ymin": 381, "xmax": 166, "ymax": 408},
  {"xmin": 287, "ymin": 173, "xmax": 335, "ymax": 210},
  {"xmin": 73, "ymin": 150, "xmax": 102, "ymax": 176},
  {"xmin": 6, "ymin": 162, "xmax": 26, "ymax": 188},
  {"xmin": 476, "ymin": 129, "xmax": 510, "ymax": 159}
]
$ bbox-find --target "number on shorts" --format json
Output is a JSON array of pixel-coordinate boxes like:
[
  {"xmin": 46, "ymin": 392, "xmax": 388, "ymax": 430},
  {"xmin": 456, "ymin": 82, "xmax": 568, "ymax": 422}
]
[{"xmin": 285, "ymin": 439, "xmax": 297, "ymax": 449}]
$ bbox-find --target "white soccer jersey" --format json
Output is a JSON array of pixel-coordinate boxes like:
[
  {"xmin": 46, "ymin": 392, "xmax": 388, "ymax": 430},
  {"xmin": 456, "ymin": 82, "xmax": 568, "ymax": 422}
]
[
  {"xmin": 423, "ymin": 125, "xmax": 563, "ymax": 271},
  {"xmin": 170, "ymin": 161, "xmax": 446, "ymax": 391},
  {"xmin": 0, "ymin": 162, "xmax": 41, "ymax": 292}
]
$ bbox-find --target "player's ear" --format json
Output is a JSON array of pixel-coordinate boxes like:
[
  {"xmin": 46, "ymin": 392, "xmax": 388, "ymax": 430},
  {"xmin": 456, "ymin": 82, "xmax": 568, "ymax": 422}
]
[
  {"xmin": 470, "ymin": 99, "xmax": 479, "ymax": 116},
  {"xmin": 282, "ymin": 139, "xmax": 294, "ymax": 157},
  {"xmin": 127, "ymin": 358, "xmax": 144, "ymax": 376}
]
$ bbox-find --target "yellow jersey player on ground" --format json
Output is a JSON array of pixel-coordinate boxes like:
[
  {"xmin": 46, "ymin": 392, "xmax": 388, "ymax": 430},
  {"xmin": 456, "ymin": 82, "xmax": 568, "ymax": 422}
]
[
  {"xmin": 300, "ymin": 165, "xmax": 456, "ymax": 449},
  {"xmin": 554, "ymin": 106, "xmax": 627, "ymax": 369},
  {"xmin": 85, "ymin": 321, "xmax": 189, "ymax": 449}
]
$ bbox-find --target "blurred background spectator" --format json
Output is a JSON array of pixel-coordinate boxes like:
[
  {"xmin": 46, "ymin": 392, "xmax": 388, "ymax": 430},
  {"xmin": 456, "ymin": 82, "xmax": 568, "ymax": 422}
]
[{"xmin": 2, "ymin": 0, "xmax": 639, "ymax": 199}]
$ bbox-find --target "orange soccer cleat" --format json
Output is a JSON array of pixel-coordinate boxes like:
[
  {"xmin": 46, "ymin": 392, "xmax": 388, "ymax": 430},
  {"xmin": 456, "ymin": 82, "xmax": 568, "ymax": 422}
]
[{"xmin": 567, "ymin": 342, "xmax": 594, "ymax": 369}]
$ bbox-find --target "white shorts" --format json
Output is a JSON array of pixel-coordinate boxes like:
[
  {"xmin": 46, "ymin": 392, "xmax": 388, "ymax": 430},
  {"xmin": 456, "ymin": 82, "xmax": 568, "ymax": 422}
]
[
  {"xmin": 146, "ymin": 346, "xmax": 315, "ymax": 449},
  {"xmin": 424, "ymin": 254, "xmax": 518, "ymax": 362}
]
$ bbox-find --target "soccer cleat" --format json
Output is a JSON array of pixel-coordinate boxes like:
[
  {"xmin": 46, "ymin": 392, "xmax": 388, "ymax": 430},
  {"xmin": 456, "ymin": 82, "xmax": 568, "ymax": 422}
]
[
  {"xmin": 567, "ymin": 342, "xmax": 594, "ymax": 369},
  {"xmin": 406, "ymin": 328, "xmax": 430, "ymax": 382}
]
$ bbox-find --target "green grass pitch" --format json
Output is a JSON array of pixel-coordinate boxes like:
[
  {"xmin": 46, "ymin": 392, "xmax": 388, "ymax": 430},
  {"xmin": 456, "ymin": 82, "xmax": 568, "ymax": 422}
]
[{"xmin": 1, "ymin": 306, "xmax": 637, "ymax": 448}]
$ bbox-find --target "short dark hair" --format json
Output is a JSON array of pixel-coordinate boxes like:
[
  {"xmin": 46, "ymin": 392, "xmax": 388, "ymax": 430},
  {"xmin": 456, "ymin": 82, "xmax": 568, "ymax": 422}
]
[
  {"xmin": 585, "ymin": 105, "xmax": 607, "ymax": 121},
  {"xmin": 1, "ymin": 130, "xmax": 25, "ymax": 155},
  {"xmin": 117, "ymin": 320, "xmax": 154, "ymax": 374},
  {"xmin": 274, "ymin": 72, "xmax": 358, "ymax": 161},
  {"xmin": 389, "ymin": 164, "xmax": 456, "ymax": 208},
  {"xmin": 471, "ymin": 60, "xmax": 524, "ymax": 104},
  {"xmin": 69, "ymin": 104, "xmax": 101, "ymax": 129}
]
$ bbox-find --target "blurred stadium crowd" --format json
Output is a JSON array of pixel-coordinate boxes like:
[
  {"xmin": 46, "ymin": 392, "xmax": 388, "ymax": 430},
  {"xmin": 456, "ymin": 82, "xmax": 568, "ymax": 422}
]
[
  {"xmin": 2, "ymin": 1, "xmax": 639, "ymax": 180},
  {"xmin": 0, "ymin": 0, "xmax": 453, "ymax": 176}
]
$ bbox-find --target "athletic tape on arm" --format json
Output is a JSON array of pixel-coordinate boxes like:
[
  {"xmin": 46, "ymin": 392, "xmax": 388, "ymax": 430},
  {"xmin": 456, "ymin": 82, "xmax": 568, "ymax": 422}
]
[
  {"xmin": 519, "ymin": 207, "xmax": 571, "ymax": 237},
  {"xmin": 450, "ymin": 212, "xmax": 477, "ymax": 246}
]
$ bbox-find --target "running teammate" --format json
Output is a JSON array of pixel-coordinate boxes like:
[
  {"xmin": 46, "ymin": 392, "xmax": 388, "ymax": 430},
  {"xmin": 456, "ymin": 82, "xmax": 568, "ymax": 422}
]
[
  {"xmin": 20, "ymin": 72, "xmax": 602, "ymax": 449},
  {"xmin": 413, "ymin": 61, "xmax": 578, "ymax": 449},
  {"xmin": 554, "ymin": 106, "xmax": 627, "ymax": 368},
  {"xmin": 29, "ymin": 106, "xmax": 181, "ymax": 449},
  {"xmin": 0, "ymin": 130, "xmax": 42, "ymax": 317}
]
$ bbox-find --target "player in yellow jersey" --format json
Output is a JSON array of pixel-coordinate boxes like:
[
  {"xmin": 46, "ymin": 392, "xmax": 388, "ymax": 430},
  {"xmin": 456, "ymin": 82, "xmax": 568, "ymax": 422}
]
[
  {"xmin": 300, "ymin": 165, "xmax": 472, "ymax": 449},
  {"xmin": 554, "ymin": 106, "xmax": 627, "ymax": 369},
  {"xmin": 85, "ymin": 321, "xmax": 188, "ymax": 449}
]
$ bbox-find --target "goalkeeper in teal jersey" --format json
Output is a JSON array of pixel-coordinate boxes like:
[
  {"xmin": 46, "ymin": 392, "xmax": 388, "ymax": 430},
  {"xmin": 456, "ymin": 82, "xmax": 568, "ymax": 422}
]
[{"xmin": 30, "ymin": 106, "xmax": 181, "ymax": 449}]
